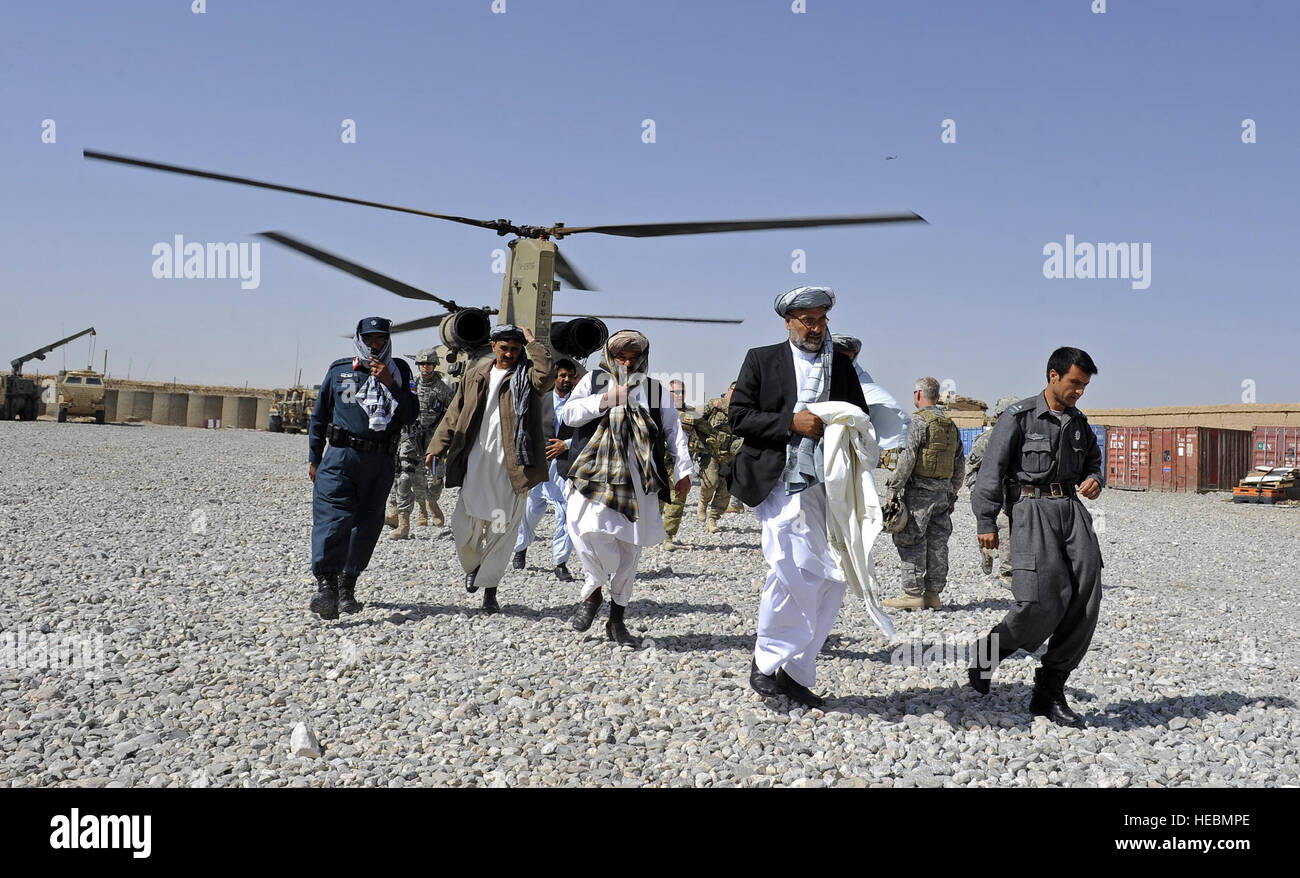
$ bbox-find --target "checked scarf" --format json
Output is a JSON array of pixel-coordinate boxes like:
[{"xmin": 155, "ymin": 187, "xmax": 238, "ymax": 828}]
[
  {"xmin": 351, "ymin": 329, "xmax": 400, "ymax": 431},
  {"xmin": 567, "ymin": 331, "xmax": 660, "ymax": 522}
]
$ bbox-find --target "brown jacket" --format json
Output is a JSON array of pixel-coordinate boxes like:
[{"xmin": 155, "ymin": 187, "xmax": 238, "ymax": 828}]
[{"xmin": 427, "ymin": 341, "xmax": 555, "ymax": 494}]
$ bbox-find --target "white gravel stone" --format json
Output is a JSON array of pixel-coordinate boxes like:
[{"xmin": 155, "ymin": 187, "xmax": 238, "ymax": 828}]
[
  {"xmin": 2, "ymin": 421, "xmax": 1297, "ymax": 787},
  {"xmin": 289, "ymin": 723, "xmax": 321, "ymax": 759}
]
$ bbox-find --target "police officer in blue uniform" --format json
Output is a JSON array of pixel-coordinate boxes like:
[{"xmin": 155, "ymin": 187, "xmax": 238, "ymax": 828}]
[
  {"xmin": 968, "ymin": 347, "xmax": 1104, "ymax": 728},
  {"xmin": 307, "ymin": 317, "xmax": 419, "ymax": 619}
]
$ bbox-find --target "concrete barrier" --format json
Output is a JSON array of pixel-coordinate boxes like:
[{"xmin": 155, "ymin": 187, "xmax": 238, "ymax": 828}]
[
  {"xmin": 129, "ymin": 391, "xmax": 154, "ymax": 422},
  {"xmin": 186, "ymin": 394, "xmax": 207, "ymax": 428},
  {"xmin": 256, "ymin": 397, "xmax": 272, "ymax": 431},
  {"xmin": 237, "ymin": 398, "xmax": 257, "ymax": 429},
  {"xmin": 221, "ymin": 395, "xmax": 240, "ymax": 428},
  {"xmin": 151, "ymin": 392, "xmax": 188, "ymax": 426},
  {"xmin": 186, "ymin": 394, "xmax": 225, "ymax": 428},
  {"xmin": 40, "ymin": 379, "xmax": 58, "ymax": 416},
  {"xmin": 104, "ymin": 389, "xmax": 119, "ymax": 422}
]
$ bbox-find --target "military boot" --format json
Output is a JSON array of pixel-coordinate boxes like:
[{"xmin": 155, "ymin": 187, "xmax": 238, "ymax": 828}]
[
  {"xmin": 705, "ymin": 514, "xmax": 721, "ymax": 534},
  {"xmin": 383, "ymin": 506, "xmax": 399, "ymax": 529},
  {"xmin": 416, "ymin": 501, "xmax": 429, "ymax": 527},
  {"xmin": 309, "ymin": 573, "xmax": 339, "ymax": 620},
  {"xmin": 337, "ymin": 572, "xmax": 363, "ymax": 614},
  {"xmin": 1029, "ymin": 668, "xmax": 1086, "ymax": 728},
  {"xmin": 883, "ymin": 593, "xmax": 926, "ymax": 611},
  {"xmin": 390, "ymin": 512, "xmax": 410, "ymax": 540},
  {"xmin": 428, "ymin": 502, "xmax": 445, "ymax": 526},
  {"xmin": 696, "ymin": 502, "xmax": 708, "ymax": 523}
]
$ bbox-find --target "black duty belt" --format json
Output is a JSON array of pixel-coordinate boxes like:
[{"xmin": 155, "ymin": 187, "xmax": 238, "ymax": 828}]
[
  {"xmin": 327, "ymin": 423, "xmax": 399, "ymax": 455},
  {"xmin": 1020, "ymin": 482, "xmax": 1076, "ymax": 499}
]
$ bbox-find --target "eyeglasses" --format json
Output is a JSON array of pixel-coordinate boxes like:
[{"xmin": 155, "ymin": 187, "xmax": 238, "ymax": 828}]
[{"xmin": 790, "ymin": 315, "xmax": 830, "ymax": 330}]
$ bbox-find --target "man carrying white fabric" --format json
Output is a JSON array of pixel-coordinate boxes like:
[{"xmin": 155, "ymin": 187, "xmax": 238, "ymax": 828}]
[
  {"xmin": 728, "ymin": 287, "xmax": 869, "ymax": 708},
  {"xmin": 561, "ymin": 330, "xmax": 693, "ymax": 646},
  {"xmin": 426, "ymin": 325, "xmax": 555, "ymax": 614}
]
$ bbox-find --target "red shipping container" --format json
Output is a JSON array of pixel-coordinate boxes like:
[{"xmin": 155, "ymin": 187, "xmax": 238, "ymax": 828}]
[
  {"xmin": 1106, "ymin": 426, "xmax": 1150, "ymax": 490},
  {"xmin": 1253, "ymin": 426, "xmax": 1300, "ymax": 469},
  {"xmin": 1149, "ymin": 427, "xmax": 1253, "ymax": 492}
]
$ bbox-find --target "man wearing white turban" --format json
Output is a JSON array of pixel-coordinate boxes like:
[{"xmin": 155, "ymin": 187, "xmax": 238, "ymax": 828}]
[{"xmin": 728, "ymin": 286, "xmax": 870, "ymax": 708}]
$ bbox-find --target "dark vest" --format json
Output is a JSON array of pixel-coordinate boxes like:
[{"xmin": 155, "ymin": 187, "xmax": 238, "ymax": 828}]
[{"xmin": 559, "ymin": 370, "xmax": 671, "ymax": 503}]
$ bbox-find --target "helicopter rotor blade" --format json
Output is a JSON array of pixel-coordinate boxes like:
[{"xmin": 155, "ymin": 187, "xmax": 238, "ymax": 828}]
[
  {"xmin": 552, "ymin": 247, "xmax": 598, "ymax": 292},
  {"xmin": 553, "ymin": 313, "xmax": 743, "ymax": 324},
  {"xmin": 257, "ymin": 231, "xmax": 458, "ymax": 308},
  {"xmin": 83, "ymin": 150, "xmax": 502, "ymax": 232},
  {"xmin": 555, "ymin": 212, "xmax": 926, "ymax": 238},
  {"xmin": 389, "ymin": 315, "xmax": 446, "ymax": 334}
]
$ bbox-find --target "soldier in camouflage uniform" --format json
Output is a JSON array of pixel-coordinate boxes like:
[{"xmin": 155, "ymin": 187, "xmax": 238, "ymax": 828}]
[
  {"xmin": 694, "ymin": 382, "xmax": 742, "ymax": 533},
  {"xmin": 385, "ymin": 348, "xmax": 454, "ymax": 538},
  {"xmin": 965, "ymin": 396, "xmax": 1019, "ymax": 587},
  {"xmin": 661, "ymin": 379, "xmax": 698, "ymax": 550},
  {"xmin": 882, "ymin": 377, "xmax": 966, "ymax": 610}
]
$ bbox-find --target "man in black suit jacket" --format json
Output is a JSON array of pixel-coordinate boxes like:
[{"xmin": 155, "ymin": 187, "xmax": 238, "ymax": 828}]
[{"xmin": 728, "ymin": 286, "xmax": 869, "ymax": 709}]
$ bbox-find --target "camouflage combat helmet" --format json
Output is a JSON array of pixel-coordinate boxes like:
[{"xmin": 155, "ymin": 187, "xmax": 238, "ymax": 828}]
[
  {"xmin": 881, "ymin": 494, "xmax": 910, "ymax": 534},
  {"xmin": 993, "ymin": 396, "xmax": 1018, "ymax": 418},
  {"xmin": 415, "ymin": 348, "xmax": 439, "ymax": 366}
]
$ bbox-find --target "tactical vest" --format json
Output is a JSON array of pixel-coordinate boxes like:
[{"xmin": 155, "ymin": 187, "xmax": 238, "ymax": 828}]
[
  {"xmin": 914, "ymin": 408, "xmax": 959, "ymax": 479},
  {"xmin": 560, "ymin": 370, "xmax": 671, "ymax": 502}
]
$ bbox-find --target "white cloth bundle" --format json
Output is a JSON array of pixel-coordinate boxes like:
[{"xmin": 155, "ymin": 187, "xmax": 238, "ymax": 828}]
[{"xmin": 806, "ymin": 400, "xmax": 895, "ymax": 638}]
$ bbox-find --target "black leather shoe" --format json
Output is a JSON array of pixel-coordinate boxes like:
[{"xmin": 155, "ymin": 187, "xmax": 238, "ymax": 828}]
[
  {"xmin": 749, "ymin": 660, "xmax": 783, "ymax": 698},
  {"xmin": 554, "ymin": 563, "xmax": 573, "ymax": 582},
  {"xmin": 482, "ymin": 587, "xmax": 501, "ymax": 615},
  {"xmin": 465, "ymin": 566, "xmax": 480, "ymax": 593},
  {"xmin": 605, "ymin": 618, "xmax": 639, "ymax": 647},
  {"xmin": 1030, "ymin": 667, "xmax": 1085, "ymax": 728},
  {"xmin": 309, "ymin": 573, "xmax": 339, "ymax": 620},
  {"xmin": 337, "ymin": 572, "xmax": 363, "ymax": 614},
  {"xmin": 776, "ymin": 669, "xmax": 825, "ymax": 709},
  {"xmin": 512, "ymin": 550, "xmax": 527, "ymax": 570},
  {"xmin": 571, "ymin": 591, "xmax": 602, "ymax": 632},
  {"xmin": 967, "ymin": 629, "xmax": 1016, "ymax": 695}
]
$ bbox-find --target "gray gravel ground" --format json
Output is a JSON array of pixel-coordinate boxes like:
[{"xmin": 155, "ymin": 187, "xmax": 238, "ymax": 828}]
[{"xmin": 2, "ymin": 421, "xmax": 1297, "ymax": 787}]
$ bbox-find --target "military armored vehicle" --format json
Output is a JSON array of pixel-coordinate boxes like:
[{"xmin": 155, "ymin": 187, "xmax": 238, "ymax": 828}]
[
  {"xmin": 268, "ymin": 371, "xmax": 318, "ymax": 433},
  {"xmin": 2, "ymin": 327, "xmax": 96, "ymax": 421},
  {"xmin": 55, "ymin": 369, "xmax": 107, "ymax": 423}
]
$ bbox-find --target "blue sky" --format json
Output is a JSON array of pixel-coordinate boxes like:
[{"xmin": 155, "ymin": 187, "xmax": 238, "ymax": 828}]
[{"xmin": 3, "ymin": 0, "xmax": 1296, "ymax": 407}]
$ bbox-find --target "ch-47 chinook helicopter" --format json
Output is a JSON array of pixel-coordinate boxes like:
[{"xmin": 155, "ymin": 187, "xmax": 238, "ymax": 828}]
[{"xmin": 83, "ymin": 149, "xmax": 925, "ymax": 377}]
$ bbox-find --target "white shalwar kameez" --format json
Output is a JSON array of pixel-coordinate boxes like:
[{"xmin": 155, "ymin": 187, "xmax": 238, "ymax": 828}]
[
  {"xmin": 752, "ymin": 343, "xmax": 848, "ymax": 689},
  {"xmin": 562, "ymin": 373, "xmax": 694, "ymax": 607},
  {"xmin": 453, "ymin": 366, "xmax": 527, "ymax": 591}
]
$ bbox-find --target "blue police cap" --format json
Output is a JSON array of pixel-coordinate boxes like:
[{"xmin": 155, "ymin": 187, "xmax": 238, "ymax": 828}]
[{"xmin": 357, "ymin": 316, "xmax": 391, "ymax": 336}]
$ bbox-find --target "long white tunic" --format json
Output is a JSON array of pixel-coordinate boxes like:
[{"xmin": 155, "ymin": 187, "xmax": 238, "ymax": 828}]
[
  {"xmin": 462, "ymin": 366, "xmax": 515, "ymax": 521},
  {"xmin": 562, "ymin": 372, "xmax": 694, "ymax": 547}
]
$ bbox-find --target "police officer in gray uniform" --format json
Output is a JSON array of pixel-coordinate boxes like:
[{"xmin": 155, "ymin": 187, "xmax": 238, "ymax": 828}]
[
  {"xmin": 307, "ymin": 317, "xmax": 418, "ymax": 620},
  {"xmin": 966, "ymin": 395, "xmax": 1020, "ymax": 586},
  {"xmin": 386, "ymin": 348, "xmax": 454, "ymax": 538},
  {"xmin": 882, "ymin": 377, "xmax": 965, "ymax": 610},
  {"xmin": 968, "ymin": 347, "xmax": 1104, "ymax": 728}
]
